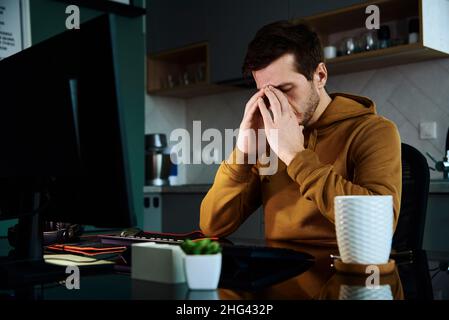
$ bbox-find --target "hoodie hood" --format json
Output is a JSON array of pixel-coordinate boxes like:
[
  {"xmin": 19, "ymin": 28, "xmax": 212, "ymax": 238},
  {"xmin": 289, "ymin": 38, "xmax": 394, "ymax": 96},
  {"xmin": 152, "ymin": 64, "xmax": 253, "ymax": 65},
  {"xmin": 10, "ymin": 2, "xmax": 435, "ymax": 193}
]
[
  {"xmin": 309, "ymin": 93, "xmax": 377, "ymax": 130},
  {"xmin": 303, "ymin": 93, "xmax": 377, "ymax": 151}
]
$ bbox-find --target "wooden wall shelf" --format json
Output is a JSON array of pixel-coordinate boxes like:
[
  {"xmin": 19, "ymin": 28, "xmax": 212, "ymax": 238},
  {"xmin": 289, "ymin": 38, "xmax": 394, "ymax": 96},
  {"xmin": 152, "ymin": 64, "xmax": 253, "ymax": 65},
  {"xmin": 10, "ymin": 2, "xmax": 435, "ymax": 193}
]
[
  {"xmin": 326, "ymin": 43, "xmax": 448, "ymax": 75},
  {"xmin": 147, "ymin": 42, "xmax": 236, "ymax": 98},
  {"xmin": 295, "ymin": 0, "xmax": 449, "ymax": 75},
  {"xmin": 147, "ymin": 81, "xmax": 236, "ymax": 99}
]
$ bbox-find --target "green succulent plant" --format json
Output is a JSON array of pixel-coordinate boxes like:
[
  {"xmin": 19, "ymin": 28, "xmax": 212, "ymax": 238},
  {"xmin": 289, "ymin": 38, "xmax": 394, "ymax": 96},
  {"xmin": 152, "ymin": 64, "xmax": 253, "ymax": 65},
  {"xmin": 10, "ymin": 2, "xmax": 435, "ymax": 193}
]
[{"xmin": 181, "ymin": 238, "xmax": 222, "ymax": 255}]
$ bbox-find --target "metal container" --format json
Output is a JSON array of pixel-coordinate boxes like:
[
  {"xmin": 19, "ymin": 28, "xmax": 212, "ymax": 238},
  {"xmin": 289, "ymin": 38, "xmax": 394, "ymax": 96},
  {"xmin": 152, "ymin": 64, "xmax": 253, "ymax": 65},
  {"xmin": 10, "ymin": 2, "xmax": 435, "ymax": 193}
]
[
  {"xmin": 146, "ymin": 133, "xmax": 167, "ymax": 152},
  {"xmin": 145, "ymin": 152, "xmax": 171, "ymax": 186}
]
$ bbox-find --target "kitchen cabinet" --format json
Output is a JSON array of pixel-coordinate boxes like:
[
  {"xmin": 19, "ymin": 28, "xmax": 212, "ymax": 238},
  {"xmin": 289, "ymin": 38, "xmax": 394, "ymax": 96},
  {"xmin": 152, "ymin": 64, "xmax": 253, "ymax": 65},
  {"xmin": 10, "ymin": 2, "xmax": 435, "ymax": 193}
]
[
  {"xmin": 207, "ymin": 0, "xmax": 289, "ymax": 84},
  {"xmin": 288, "ymin": 0, "xmax": 364, "ymax": 19},
  {"xmin": 146, "ymin": 0, "xmax": 209, "ymax": 54},
  {"xmin": 147, "ymin": 0, "xmax": 291, "ymax": 94},
  {"xmin": 143, "ymin": 186, "xmax": 265, "ymax": 240}
]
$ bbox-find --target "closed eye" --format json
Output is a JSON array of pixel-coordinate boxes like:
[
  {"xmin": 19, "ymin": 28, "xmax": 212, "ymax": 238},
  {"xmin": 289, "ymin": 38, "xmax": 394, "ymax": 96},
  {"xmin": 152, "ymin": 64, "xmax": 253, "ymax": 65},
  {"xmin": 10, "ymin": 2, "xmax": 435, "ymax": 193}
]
[{"xmin": 278, "ymin": 85, "xmax": 293, "ymax": 93}]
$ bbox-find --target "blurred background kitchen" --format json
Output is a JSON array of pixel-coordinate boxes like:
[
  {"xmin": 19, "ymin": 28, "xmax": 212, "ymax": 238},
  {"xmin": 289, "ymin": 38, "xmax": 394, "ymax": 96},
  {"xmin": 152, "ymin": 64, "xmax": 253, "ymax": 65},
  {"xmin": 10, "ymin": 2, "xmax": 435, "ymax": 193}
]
[
  {"xmin": 144, "ymin": 0, "xmax": 449, "ymax": 252},
  {"xmin": 1, "ymin": 0, "xmax": 448, "ymax": 252}
]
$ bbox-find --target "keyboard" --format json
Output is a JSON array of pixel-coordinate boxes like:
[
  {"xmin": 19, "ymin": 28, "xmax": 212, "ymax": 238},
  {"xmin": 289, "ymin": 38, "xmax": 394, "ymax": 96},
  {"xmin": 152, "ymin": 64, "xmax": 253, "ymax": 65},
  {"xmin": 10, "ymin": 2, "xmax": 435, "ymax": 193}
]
[
  {"xmin": 99, "ymin": 230, "xmax": 315, "ymax": 263},
  {"xmin": 98, "ymin": 230, "xmax": 208, "ymax": 246}
]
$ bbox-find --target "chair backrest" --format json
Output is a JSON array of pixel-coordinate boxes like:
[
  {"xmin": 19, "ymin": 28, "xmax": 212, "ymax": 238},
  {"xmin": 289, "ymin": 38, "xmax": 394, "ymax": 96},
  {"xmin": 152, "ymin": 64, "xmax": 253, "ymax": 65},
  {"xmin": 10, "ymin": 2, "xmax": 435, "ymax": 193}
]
[{"xmin": 392, "ymin": 143, "xmax": 430, "ymax": 251}]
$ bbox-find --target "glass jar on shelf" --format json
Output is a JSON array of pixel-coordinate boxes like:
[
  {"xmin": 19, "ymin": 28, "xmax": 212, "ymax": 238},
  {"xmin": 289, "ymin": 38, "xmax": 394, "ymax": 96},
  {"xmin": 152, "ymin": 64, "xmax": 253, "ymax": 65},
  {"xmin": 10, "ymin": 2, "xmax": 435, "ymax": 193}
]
[
  {"xmin": 358, "ymin": 31, "xmax": 378, "ymax": 52},
  {"xmin": 408, "ymin": 18, "xmax": 420, "ymax": 44},
  {"xmin": 340, "ymin": 37, "xmax": 356, "ymax": 56},
  {"xmin": 377, "ymin": 25, "xmax": 391, "ymax": 49}
]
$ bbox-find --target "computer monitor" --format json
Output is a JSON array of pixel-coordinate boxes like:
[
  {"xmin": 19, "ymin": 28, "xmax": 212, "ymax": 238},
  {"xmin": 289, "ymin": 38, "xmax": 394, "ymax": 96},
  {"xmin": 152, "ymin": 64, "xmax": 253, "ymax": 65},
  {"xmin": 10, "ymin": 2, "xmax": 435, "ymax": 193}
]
[{"xmin": 0, "ymin": 14, "xmax": 136, "ymax": 262}]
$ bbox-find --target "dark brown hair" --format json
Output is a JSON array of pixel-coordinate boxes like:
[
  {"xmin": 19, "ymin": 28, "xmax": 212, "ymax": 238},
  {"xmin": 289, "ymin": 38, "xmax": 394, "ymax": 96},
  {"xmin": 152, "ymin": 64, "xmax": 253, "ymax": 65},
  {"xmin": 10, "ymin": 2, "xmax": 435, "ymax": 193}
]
[{"xmin": 242, "ymin": 21, "xmax": 323, "ymax": 81}]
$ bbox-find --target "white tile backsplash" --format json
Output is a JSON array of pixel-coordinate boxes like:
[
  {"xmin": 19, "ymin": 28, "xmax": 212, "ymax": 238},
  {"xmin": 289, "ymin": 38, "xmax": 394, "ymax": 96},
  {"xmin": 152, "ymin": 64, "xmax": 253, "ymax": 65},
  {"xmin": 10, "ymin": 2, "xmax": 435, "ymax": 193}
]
[
  {"xmin": 438, "ymin": 59, "xmax": 449, "ymax": 73},
  {"xmin": 145, "ymin": 95, "xmax": 186, "ymax": 137},
  {"xmin": 325, "ymin": 69, "xmax": 376, "ymax": 94},
  {"xmin": 389, "ymin": 79, "xmax": 449, "ymax": 155},
  {"xmin": 397, "ymin": 61, "xmax": 449, "ymax": 117},
  {"xmin": 378, "ymin": 101, "xmax": 407, "ymax": 128},
  {"xmin": 146, "ymin": 58, "xmax": 449, "ymax": 183},
  {"xmin": 353, "ymin": 66, "xmax": 404, "ymax": 112}
]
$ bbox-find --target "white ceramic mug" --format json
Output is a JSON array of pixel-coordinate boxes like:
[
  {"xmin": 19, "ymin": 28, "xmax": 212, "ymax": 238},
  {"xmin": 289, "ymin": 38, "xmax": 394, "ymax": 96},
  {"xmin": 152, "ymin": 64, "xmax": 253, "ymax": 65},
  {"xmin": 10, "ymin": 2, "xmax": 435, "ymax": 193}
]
[{"xmin": 334, "ymin": 195, "xmax": 393, "ymax": 264}]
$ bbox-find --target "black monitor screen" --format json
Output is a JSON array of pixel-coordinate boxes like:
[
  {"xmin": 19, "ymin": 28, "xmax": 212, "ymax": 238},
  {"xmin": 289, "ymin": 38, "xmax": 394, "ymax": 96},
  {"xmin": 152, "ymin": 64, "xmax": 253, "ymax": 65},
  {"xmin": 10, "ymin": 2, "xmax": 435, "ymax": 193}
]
[{"xmin": 0, "ymin": 15, "xmax": 135, "ymax": 228}]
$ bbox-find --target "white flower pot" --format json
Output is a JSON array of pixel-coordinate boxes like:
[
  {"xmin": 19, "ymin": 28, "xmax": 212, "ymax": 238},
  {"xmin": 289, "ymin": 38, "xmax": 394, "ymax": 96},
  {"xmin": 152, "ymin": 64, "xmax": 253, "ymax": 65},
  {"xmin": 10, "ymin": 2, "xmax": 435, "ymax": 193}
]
[{"xmin": 183, "ymin": 253, "xmax": 222, "ymax": 290}]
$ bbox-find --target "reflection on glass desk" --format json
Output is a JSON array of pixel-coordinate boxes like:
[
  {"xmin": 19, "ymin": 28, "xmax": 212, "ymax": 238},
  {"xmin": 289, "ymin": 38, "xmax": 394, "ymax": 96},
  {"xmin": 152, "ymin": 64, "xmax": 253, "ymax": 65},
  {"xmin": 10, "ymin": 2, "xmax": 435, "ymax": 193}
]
[
  {"xmin": 218, "ymin": 239, "xmax": 406, "ymax": 300},
  {"xmin": 0, "ymin": 237, "xmax": 448, "ymax": 300}
]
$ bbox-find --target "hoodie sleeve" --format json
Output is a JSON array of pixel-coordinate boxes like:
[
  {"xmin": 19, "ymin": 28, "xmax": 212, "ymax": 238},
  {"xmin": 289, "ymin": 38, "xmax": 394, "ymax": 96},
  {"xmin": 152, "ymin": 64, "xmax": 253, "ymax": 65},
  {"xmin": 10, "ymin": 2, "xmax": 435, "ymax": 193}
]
[
  {"xmin": 200, "ymin": 148, "xmax": 262, "ymax": 237},
  {"xmin": 286, "ymin": 118, "xmax": 402, "ymax": 230}
]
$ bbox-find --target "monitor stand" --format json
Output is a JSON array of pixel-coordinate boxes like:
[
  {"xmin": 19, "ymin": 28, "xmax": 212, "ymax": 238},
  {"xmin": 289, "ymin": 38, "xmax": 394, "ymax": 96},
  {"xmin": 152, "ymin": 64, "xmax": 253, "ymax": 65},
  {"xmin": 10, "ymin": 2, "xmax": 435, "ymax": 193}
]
[
  {"xmin": 0, "ymin": 192, "xmax": 67, "ymax": 290},
  {"xmin": 14, "ymin": 192, "xmax": 44, "ymax": 260}
]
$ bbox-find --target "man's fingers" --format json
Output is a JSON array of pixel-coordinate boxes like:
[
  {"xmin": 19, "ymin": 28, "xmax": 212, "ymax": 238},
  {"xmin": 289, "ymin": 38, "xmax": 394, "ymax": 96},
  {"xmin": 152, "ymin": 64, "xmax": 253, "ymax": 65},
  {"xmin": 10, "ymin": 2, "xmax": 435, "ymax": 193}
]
[
  {"xmin": 257, "ymin": 97, "xmax": 273, "ymax": 128},
  {"xmin": 270, "ymin": 86, "xmax": 290, "ymax": 115},
  {"xmin": 264, "ymin": 87, "xmax": 281, "ymax": 122},
  {"xmin": 244, "ymin": 89, "xmax": 264, "ymax": 116},
  {"xmin": 244, "ymin": 98, "xmax": 260, "ymax": 119}
]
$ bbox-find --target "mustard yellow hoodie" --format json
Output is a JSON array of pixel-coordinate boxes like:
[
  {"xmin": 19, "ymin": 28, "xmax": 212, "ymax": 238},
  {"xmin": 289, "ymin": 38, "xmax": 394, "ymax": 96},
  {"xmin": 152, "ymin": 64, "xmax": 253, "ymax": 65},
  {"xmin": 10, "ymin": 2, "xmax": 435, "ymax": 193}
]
[{"xmin": 200, "ymin": 93, "xmax": 402, "ymax": 245}]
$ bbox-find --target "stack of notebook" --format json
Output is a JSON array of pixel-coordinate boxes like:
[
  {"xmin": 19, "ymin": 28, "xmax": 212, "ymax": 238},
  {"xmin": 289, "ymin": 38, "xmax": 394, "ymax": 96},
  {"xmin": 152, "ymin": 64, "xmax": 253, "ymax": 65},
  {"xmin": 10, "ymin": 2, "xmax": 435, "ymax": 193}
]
[{"xmin": 46, "ymin": 241, "xmax": 127, "ymax": 258}]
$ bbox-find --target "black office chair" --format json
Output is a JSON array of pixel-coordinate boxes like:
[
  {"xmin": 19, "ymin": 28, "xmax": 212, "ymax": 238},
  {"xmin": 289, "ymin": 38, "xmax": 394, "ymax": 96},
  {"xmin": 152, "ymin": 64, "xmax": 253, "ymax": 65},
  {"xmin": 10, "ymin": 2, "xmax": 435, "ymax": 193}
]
[{"xmin": 392, "ymin": 143, "xmax": 430, "ymax": 251}]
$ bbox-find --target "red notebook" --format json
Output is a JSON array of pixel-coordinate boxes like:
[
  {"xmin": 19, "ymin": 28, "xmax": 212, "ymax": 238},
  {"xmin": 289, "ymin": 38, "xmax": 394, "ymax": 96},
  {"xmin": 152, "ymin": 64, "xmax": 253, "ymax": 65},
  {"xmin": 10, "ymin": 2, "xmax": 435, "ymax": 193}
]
[{"xmin": 46, "ymin": 242, "xmax": 127, "ymax": 257}]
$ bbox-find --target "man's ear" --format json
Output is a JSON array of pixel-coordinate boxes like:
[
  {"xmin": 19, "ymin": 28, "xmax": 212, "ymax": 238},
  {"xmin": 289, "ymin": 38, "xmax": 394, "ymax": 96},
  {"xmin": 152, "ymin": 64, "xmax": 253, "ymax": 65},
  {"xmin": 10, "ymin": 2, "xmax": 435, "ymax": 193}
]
[{"xmin": 314, "ymin": 62, "xmax": 328, "ymax": 89}]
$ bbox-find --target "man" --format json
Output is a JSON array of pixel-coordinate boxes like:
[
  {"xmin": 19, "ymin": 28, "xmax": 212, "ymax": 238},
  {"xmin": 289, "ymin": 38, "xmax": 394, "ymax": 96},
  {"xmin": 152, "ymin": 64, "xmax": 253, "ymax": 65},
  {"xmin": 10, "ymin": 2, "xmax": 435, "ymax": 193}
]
[{"xmin": 200, "ymin": 21, "xmax": 402, "ymax": 245}]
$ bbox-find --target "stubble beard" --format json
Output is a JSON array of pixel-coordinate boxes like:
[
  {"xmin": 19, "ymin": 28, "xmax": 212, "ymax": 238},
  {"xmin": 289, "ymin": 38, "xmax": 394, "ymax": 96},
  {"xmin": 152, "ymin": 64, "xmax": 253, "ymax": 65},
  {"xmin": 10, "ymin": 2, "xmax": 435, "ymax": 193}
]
[{"xmin": 298, "ymin": 87, "xmax": 320, "ymax": 127}]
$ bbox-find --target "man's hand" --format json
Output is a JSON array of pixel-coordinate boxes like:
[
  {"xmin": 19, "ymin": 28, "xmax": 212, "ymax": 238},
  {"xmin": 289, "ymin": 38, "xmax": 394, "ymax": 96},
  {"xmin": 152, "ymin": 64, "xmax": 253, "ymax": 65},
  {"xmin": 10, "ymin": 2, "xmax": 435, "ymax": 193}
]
[
  {"xmin": 258, "ymin": 85, "xmax": 305, "ymax": 165},
  {"xmin": 236, "ymin": 89, "xmax": 265, "ymax": 156}
]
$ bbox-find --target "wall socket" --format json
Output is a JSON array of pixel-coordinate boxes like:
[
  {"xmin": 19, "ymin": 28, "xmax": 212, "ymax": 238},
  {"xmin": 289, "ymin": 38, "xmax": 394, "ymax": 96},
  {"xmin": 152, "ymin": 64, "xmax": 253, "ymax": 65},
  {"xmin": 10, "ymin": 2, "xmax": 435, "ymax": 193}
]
[{"xmin": 420, "ymin": 122, "xmax": 437, "ymax": 139}]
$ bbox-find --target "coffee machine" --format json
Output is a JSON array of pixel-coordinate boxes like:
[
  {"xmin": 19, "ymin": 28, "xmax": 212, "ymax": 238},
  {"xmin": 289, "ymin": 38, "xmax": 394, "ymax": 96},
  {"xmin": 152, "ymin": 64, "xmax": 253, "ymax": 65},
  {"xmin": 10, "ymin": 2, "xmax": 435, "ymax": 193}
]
[{"xmin": 145, "ymin": 134, "xmax": 171, "ymax": 186}]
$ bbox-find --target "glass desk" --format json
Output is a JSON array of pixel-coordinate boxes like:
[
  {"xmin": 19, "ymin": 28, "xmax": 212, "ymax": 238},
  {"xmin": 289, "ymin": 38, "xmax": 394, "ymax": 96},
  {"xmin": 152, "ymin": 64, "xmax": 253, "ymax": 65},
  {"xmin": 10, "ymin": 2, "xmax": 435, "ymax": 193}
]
[{"xmin": 0, "ymin": 237, "xmax": 448, "ymax": 300}]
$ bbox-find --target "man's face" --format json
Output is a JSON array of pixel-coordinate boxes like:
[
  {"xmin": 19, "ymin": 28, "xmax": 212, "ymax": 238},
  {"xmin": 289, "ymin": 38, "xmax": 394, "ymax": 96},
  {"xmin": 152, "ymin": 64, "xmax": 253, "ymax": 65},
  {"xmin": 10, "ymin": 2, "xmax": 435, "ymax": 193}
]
[{"xmin": 252, "ymin": 53, "xmax": 320, "ymax": 127}]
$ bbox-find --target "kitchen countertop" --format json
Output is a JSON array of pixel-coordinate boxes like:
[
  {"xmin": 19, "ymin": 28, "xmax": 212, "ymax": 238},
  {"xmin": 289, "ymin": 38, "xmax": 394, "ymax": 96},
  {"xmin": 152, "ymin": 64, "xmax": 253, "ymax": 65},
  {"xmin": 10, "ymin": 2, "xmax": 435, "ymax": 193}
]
[
  {"xmin": 143, "ymin": 180, "xmax": 449, "ymax": 194},
  {"xmin": 430, "ymin": 179, "xmax": 449, "ymax": 194},
  {"xmin": 144, "ymin": 184, "xmax": 212, "ymax": 194}
]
